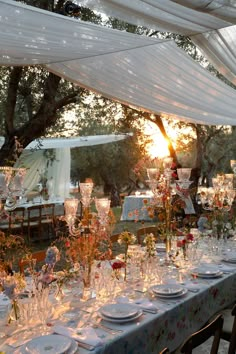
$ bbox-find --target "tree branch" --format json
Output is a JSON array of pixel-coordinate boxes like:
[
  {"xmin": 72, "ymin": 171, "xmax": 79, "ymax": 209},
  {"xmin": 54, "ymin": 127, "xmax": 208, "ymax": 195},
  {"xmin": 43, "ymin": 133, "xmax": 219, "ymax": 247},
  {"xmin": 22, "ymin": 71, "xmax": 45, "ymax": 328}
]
[{"xmin": 55, "ymin": 91, "xmax": 80, "ymax": 110}]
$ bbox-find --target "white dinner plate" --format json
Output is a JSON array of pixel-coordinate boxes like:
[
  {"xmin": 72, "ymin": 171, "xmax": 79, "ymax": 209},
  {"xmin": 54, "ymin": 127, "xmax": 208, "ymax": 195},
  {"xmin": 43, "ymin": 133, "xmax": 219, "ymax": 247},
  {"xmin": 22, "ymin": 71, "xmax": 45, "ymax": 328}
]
[
  {"xmin": 100, "ymin": 303, "xmax": 139, "ymax": 319},
  {"xmin": 192, "ymin": 270, "xmax": 223, "ymax": 278},
  {"xmin": 223, "ymin": 258, "xmax": 236, "ymax": 264},
  {"xmin": 99, "ymin": 309, "xmax": 143, "ymax": 323},
  {"xmin": 193, "ymin": 265, "xmax": 221, "ymax": 276},
  {"xmin": 151, "ymin": 284, "xmax": 184, "ymax": 296},
  {"xmin": 18, "ymin": 334, "xmax": 72, "ymax": 354},
  {"xmin": 150, "ymin": 287, "xmax": 188, "ymax": 299}
]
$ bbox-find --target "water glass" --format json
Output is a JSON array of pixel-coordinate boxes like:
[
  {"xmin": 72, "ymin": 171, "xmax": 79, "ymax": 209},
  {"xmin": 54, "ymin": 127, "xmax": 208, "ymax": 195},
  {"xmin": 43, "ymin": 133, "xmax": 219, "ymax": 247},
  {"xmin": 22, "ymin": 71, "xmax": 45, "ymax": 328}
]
[{"xmin": 0, "ymin": 304, "xmax": 11, "ymax": 337}]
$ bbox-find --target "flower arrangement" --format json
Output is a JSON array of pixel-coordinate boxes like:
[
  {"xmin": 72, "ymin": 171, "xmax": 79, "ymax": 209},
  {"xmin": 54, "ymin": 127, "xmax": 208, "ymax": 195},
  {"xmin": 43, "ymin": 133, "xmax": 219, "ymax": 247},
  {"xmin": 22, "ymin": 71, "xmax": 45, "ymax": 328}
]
[
  {"xmin": 24, "ymin": 246, "xmax": 61, "ymax": 292},
  {"xmin": 176, "ymin": 232, "xmax": 194, "ymax": 259},
  {"xmin": 143, "ymin": 233, "xmax": 156, "ymax": 257},
  {"xmin": 110, "ymin": 259, "xmax": 126, "ymax": 280},
  {"xmin": 2, "ymin": 273, "xmax": 26, "ymax": 300},
  {"xmin": 118, "ymin": 231, "xmax": 136, "ymax": 281},
  {"xmin": 45, "ymin": 246, "xmax": 60, "ymax": 268},
  {"xmin": 57, "ymin": 206, "xmax": 116, "ymax": 290},
  {"xmin": 0, "ymin": 231, "xmax": 27, "ymax": 277}
]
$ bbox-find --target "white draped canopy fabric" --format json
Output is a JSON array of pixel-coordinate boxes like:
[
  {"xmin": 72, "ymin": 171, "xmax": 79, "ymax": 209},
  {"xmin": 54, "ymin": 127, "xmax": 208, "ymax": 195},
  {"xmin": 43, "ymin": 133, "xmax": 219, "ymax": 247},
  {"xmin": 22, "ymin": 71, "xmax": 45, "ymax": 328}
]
[
  {"xmin": 192, "ymin": 26, "xmax": 236, "ymax": 84},
  {"xmin": 79, "ymin": 0, "xmax": 236, "ymax": 35},
  {"xmin": 25, "ymin": 134, "xmax": 133, "ymax": 150},
  {"xmin": 78, "ymin": 1, "xmax": 236, "ymax": 87},
  {"xmin": 1, "ymin": 0, "xmax": 236, "ymax": 125}
]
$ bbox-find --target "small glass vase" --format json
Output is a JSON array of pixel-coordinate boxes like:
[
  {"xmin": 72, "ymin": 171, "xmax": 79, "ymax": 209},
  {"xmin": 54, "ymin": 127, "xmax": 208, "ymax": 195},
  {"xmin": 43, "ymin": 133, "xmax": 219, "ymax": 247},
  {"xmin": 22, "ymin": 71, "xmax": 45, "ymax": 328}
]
[{"xmin": 81, "ymin": 263, "xmax": 93, "ymax": 301}]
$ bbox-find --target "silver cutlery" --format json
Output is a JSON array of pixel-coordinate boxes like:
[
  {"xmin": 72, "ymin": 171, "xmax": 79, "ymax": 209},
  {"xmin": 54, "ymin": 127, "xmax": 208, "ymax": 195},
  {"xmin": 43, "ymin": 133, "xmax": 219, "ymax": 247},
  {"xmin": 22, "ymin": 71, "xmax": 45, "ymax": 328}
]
[
  {"xmin": 93, "ymin": 322, "xmax": 123, "ymax": 334},
  {"xmin": 141, "ymin": 308, "xmax": 158, "ymax": 314},
  {"xmin": 75, "ymin": 340, "xmax": 95, "ymax": 351}
]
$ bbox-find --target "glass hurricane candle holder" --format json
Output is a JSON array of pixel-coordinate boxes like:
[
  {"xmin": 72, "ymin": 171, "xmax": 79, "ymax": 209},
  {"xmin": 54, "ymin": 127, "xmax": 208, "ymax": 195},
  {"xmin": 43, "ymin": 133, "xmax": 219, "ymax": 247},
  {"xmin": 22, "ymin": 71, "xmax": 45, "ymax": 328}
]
[
  {"xmin": 147, "ymin": 168, "xmax": 159, "ymax": 181},
  {"xmin": 64, "ymin": 198, "xmax": 79, "ymax": 224},
  {"xmin": 95, "ymin": 198, "xmax": 111, "ymax": 224},
  {"xmin": 162, "ymin": 156, "xmax": 173, "ymax": 170},
  {"xmin": 177, "ymin": 168, "xmax": 192, "ymax": 181},
  {"xmin": 79, "ymin": 182, "xmax": 93, "ymax": 208}
]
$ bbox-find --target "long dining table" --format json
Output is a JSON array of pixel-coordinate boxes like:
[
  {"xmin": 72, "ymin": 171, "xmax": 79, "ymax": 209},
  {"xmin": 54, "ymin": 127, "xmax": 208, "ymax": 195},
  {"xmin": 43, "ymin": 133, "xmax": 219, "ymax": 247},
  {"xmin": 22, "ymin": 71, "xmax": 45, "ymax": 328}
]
[{"xmin": 1, "ymin": 240, "xmax": 236, "ymax": 353}]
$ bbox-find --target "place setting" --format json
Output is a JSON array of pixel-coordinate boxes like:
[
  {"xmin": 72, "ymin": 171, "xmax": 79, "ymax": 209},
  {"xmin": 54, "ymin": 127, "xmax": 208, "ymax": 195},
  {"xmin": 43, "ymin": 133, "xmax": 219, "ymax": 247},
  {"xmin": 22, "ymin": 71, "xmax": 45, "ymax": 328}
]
[
  {"xmin": 149, "ymin": 284, "xmax": 188, "ymax": 299},
  {"xmin": 98, "ymin": 303, "xmax": 143, "ymax": 324},
  {"xmin": 222, "ymin": 252, "xmax": 236, "ymax": 264},
  {"xmin": 13, "ymin": 334, "xmax": 78, "ymax": 354},
  {"xmin": 191, "ymin": 264, "xmax": 223, "ymax": 279}
]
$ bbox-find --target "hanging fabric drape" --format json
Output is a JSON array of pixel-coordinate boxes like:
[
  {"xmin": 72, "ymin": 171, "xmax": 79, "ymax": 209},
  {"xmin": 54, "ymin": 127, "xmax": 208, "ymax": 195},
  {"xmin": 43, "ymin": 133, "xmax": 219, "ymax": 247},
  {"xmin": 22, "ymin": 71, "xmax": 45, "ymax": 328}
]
[
  {"xmin": 47, "ymin": 148, "xmax": 71, "ymax": 199},
  {"xmin": 1, "ymin": 0, "xmax": 236, "ymax": 125},
  {"xmin": 79, "ymin": 0, "xmax": 236, "ymax": 35},
  {"xmin": 78, "ymin": 0, "xmax": 236, "ymax": 85},
  {"xmin": 192, "ymin": 26, "xmax": 236, "ymax": 84}
]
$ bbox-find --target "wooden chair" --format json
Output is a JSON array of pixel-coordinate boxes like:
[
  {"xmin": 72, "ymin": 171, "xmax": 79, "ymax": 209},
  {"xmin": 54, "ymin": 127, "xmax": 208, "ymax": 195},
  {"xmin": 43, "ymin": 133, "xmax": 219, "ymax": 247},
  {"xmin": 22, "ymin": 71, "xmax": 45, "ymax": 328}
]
[
  {"xmin": 110, "ymin": 233, "xmax": 120, "ymax": 243},
  {"xmin": 18, "ymin": 250, "xmax": 46, "ymax": 274},
  {"xmin": 180, "ymin": 314, "xmax": 223, "ymax": 354},
  {"xmin": 41, "ymin": 203, "xmax": 55, "ymax": 240},
  {"xmin": 0, "ymin": 207, "xmax": 25, "ymax": 235},
  {"xmin": 220, "ymin": 303, "xmax": 236, "ymax": 354},
  {"xmin": 24, "ymin": 205, "xmax": 42, "ymax": 242},
  {"xmin": 9, "ymin": 207, "xmax": 25, "ymax": 235},
  {"xmin": 137, "ymin": 225, "xmax": 159, "ymax": 245},
  {"xmin": 110, "ymin": 233, "xmax": 131, "ymax": 258}
]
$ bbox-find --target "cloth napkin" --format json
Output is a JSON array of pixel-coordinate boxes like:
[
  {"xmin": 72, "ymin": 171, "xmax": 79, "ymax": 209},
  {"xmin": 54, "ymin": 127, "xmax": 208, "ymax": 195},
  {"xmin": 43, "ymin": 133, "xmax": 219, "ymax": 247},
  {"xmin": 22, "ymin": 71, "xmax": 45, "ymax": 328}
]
[
  {"xmin": 53, "ymin": 325, "xmax": 103, "ymax": 347},
  {"xmin": 116, "ymin": 296, "xmax": 158, "ymax": 313}
]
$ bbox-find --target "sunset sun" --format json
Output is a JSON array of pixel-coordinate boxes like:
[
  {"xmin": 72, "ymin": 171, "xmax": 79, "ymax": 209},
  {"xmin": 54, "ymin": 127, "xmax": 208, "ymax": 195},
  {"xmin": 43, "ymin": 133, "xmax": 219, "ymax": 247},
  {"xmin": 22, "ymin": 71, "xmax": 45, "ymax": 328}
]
[{"xmin": 143, "ymin": 122, "xmax": 176, "ymax": 159}]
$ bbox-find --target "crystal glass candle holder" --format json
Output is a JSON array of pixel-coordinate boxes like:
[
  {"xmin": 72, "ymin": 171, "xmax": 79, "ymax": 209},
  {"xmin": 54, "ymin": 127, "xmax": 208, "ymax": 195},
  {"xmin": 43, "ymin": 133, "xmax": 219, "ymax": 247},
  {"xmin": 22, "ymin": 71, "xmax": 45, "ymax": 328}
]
[
  {"xmin": 64, "ymin": 198, "xmax": 79, "ymax": 224},
  {"xmin": 79, "ymin": 182, "xmax": 93, "ymax": 207},
  {"xmin": 177, "ymin": 168, "xmax": 192, "ymax": 181},
  {"xmin": 146, "ymin": 168, "xmax": 158, "ymax": 181},
  {"xmin": 163, "ymin": 157, "xmax": 173, "ymax": 170},
  {"xmin": 95, "ymin": 197, "xmax": 111, "ymax": 224}
]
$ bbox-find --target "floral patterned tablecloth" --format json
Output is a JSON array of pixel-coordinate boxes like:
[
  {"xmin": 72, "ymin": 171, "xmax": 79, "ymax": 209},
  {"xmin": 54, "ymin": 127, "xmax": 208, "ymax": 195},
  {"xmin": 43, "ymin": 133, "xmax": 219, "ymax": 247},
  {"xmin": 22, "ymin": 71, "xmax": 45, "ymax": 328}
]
[
  {"xmin": 91, "ymin": 272, "xmax": 236, "ymax": 354},
  {"xmin": 1, "ymin": 264, "xmax": 236, "ymax": 354}
]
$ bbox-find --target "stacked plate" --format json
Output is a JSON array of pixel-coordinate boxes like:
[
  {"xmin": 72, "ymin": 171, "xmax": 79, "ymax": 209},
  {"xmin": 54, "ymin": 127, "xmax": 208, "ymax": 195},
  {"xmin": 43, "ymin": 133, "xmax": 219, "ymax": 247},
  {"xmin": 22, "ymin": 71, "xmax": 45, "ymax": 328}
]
[
  {"xmin": 99, "ymin": 303, "xmax": 143, "ymax": 323},
  {"xmin": 16, "ymin": 334, "xmax": 77, "ymax": 354},
  {"xmin": 222, "ymin": 253, "xmax": 236, "ymax": 264},
  {"xmin": 192, "ymin": 265, "xmax": 223, "ymax": 278},
  {"xmin": 150, "ymin": 284, "xmax": 187, "ymax": 298}
]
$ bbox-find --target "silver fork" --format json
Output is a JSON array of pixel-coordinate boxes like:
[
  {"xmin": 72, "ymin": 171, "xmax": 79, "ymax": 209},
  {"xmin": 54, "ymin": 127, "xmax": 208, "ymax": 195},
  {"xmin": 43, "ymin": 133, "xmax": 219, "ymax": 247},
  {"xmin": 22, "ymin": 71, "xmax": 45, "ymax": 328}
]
[
  {"xmin": 92, "ymin": 322, "xmax": 123, "ymax": 334},
  {"xmin": 75, "ymin": 339, "xmax": 95, "ymax": 351}
]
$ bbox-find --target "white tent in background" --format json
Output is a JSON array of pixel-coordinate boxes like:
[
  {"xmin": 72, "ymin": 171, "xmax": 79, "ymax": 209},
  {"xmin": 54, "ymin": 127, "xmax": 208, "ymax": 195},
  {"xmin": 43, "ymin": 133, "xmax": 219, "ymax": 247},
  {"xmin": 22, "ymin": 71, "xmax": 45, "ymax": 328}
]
[{"xmin": 10, "ymin": 134, "xmax": 132, "ymax": 199}]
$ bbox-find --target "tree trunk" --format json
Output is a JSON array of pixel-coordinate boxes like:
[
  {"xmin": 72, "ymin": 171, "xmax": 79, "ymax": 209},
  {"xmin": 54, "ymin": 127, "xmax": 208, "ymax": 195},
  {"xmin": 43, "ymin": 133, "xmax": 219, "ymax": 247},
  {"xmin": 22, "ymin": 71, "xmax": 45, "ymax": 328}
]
[{"xmin": 0, "ymin": 72, "xmax": 62, "ymax": 166}]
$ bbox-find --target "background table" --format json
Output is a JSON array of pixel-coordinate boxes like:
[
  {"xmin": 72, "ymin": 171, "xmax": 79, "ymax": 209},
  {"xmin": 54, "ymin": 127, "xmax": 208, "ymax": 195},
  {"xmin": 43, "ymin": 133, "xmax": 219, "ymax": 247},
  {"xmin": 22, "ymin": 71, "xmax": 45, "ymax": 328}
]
[{"xmin": 120, "ymin": 195, "xmax": 152, "ymax": 221}]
